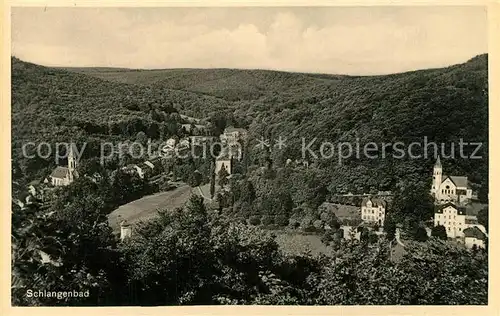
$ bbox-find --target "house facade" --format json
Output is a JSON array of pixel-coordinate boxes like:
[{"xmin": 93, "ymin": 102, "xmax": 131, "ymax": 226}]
[
  {"xmin": 360, "ymin": 197, "xmax": 387, "ymax": 226},
  {"xmin": 220, "ymin": 127, "xmax": 247, "ymax": 145},
  {"xmin": 463, "ymin": 226, "xmax": 486, "ymax": 249},
  {"xmin": 434, "ymin": 203, "xmax": 487, "ymax": 238}
]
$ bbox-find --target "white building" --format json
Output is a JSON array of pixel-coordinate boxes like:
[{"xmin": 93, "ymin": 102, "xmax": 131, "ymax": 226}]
[
  {"xmin": 215, "ymin": 157, "xmax": 232, "ymax": 178},
  {"xmin": 120, "ymin": 220, "xmax": 132, "ymax": 241},
  {"xmin": 433, "ymin": 203, "xmax": 487, "ymax": 239},
  {"xmin": 220, "ymin": 126, "xmax": 247, "ymax": 145},
  {"xmin": 361, "ymin": 197, "xmax": 387, "ymax": 226},
  {"xmin": 49, "ymin": 145, "xmax": 78, "ymax": 186},
  {"xmin": 431, "ymin": 157, "xmax": 473, "ymax": 205},
  {"xmin": 463, "ymin": 226, "xmax": 487, "ymax": 249},
  {"xmin": 122, "ymin": 164, "xmax": 146, "ymax": 179},
  {"xmin": 164, "ymin": 138, "xmax": 177, "ymax": 149}
]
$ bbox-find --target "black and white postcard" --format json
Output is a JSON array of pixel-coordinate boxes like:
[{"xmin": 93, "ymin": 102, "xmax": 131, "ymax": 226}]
[{"xmin": 3, "ymin": 2, "xmax": 498, "ymax": 316}]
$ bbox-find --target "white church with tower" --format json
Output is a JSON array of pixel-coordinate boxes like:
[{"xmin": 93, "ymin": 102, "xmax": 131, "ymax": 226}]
[
  {"xmin": 430, "ymin": 156, "xmax": 472, "ymax": 205},
  {"xmin": 49, "ymin": 144, "xmax": 79, "ymax": 186}
]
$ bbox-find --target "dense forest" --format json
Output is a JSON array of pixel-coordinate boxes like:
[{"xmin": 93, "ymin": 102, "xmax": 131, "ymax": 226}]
[
  {"xmin": 13, "ymin": 190, "xmax": 488, "ymax": 306},
  {"xmin": 63, "ymin": 55, "xmax": 489, "ymax": 198}
]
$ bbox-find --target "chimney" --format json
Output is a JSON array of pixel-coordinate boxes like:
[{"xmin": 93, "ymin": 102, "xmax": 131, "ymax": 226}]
[{"xmin": 120, "ymin": 220, "xmax": 132, "ymax": 241}]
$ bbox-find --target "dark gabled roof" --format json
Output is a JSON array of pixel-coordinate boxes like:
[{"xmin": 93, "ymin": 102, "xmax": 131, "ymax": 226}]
[
  {"xmin": 435, "ymin": 202, "xmax": 466, "ymax": 215},
  {"xmin": 319, "ymin": 202, "xmax": 360, "ymax": 221},
  {"xmin": 449, "ymin": 176, "xmax": 468, "ymax": 188},
  {"xmin": 442, "ymin": 175, "xmax": 468, "ymax": 188},
  {"xmin": 463, "ymin": 226, "xmax": 486, "ymax": 240},
  {"xmin": 361, "ymin": 197, "xmax": 387, "ymax": 208},
  {"xmin": 50, "ymin": 166, "xmax": 70, "ymax": 179}
]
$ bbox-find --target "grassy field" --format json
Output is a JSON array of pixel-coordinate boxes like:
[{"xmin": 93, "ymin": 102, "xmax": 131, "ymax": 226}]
[
  {"xmin": 274, "ymin": 231, "xmax": 333, "ymax": 257},
  {"xmin": 108, "ymin": 184, "xmax": 194, "ymax": 232}
]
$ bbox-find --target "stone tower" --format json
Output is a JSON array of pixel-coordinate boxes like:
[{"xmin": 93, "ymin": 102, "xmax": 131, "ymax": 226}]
[
  {"xmin": 68, "ymin": 143, "xmax": 77, "ymax": 182},
  {"xmin": 432, "ymin": 156, "xmax": 442, "ymax": 196}
]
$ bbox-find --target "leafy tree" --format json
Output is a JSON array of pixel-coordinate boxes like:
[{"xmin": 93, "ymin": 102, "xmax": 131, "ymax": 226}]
[
  {"xmin": 477, "ymin": 207, "xmax": 488, "ymax": 231},
  {"xmin": 359, "ymin": 227, "xmax": 370, "ymax": 244},
  {"xmin": 368, "ymin": 231, "xmax": 379, "ymax": 244},
  {"xmin": 135, "ymin": 131, "xmax": 148, "ymax": 145},
  {"xmin": 275, "ymin": 215, "xmax": 288, "ymax": 227},
  {"xmin": 209, "ymin": 161, "xmax": 216, "ymax": 198},
  {"xmin": 248, "ymin": 215, "xmax": 261, "ymax": 226},
  {"xmin": 188, "ymin": 170, "xmax": 203, "ymax": 187},
  {"xmin": 384, "ymin": 215, "xmax": 397, "ymax": 240},
  {"xmin": 261, "ymin": 215, "xmax": 273, "ymax": 226},
  {"xmin": 314, "ymin": 238, "xmax": 487, "ymax": 305},
  {"xmin": 391, "ymin": 181, "xmax": 434, "ymax": 223},
  {"xmin": 414, "ymin": 226, "xmax": 429, "ymax": 242},
  {"xmin": 431, "ymin": 225, "xmax": 448, "ymax": 240},
  {"xmin": 218, "ymin": 166, "xmax": 229, "ymax": 188},
  {"xmin": 12, "ymin": 182, "xmax": 125, "ymax": 306}
]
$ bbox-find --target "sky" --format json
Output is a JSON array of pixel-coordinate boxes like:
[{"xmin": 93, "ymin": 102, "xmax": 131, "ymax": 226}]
[{"xmin": 11, "ymin": 6, "xmax": 488, "ymax": 75}]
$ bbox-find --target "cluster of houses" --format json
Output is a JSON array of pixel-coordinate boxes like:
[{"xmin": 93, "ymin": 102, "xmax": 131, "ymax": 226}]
[
  {"xmin": 319, "ymin": 196, "xmax": 389, "ymax": 241},
  {"xmin": 317, "ymin": 158, "xmax": 487, "ymax": 250},
  {"xmin": 15, "ymin": 122, "xmax": 489, "ymax": 252},
  {"xmin": 14, "ymin": 146, "xmax": 80, "ymax": 210},
  {"xmin": 430, "ymin": 157, "xmax": 487, "ymax": 249},
  {"xmin": 215, "ymin": 127, "xmax": 247, "ymax": 177},
  {"xmin": 156, "ymin": 126, "xmax": 248, "ymax": 179},
  {"xmin": 121, "ymin": 157, "xmax": 163, "ymax": 179}
]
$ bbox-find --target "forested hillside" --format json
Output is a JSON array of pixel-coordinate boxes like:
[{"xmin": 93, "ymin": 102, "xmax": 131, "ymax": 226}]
[
  {"xmin": 63, "ymin": 55, "xmax": 489, "ymax": 195},
  {"xmin": 12, "ymin": 57, "xmax": 232, "ymax": 145},
  {"xmin": 13, "ymin": 55, "xmax": 488, "ymax": 196}
]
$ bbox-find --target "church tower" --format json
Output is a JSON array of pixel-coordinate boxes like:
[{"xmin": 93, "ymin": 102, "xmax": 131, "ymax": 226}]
[
  {"xmin": 432, "ymin": 156, "xmax": 442, "ymax": 195},
  {"xmin": 68, "ymin": 143, "xmax": 77, "ymax": 182}
]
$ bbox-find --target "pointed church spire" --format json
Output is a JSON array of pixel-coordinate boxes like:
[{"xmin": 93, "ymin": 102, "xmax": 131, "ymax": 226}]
[
  {"xmin": 435, "ymin": 156, "xmax": 442, "ymax": 168},
  {"xmin": 68, "ymin": 141, "xmax": 77, "ymax": 182}
]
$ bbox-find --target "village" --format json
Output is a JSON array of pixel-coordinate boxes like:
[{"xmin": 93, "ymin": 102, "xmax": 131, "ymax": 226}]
[{"xmin": 14, "ymin": 120, "xmax": 488, "ymax": 256}]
